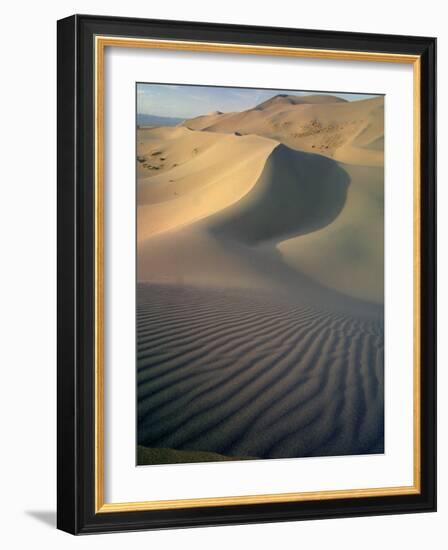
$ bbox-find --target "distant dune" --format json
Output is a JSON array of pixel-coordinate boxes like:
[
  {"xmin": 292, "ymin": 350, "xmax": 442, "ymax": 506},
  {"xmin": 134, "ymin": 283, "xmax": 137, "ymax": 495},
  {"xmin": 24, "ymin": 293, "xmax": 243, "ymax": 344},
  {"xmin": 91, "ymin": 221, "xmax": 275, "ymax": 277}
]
[
  {"xmin": 181, "ymin": 94, "xmax": 384, "ymax": 166},
  {"xmin": 136, "ymin": 92, "xmax": 384, "ymax": 464}
]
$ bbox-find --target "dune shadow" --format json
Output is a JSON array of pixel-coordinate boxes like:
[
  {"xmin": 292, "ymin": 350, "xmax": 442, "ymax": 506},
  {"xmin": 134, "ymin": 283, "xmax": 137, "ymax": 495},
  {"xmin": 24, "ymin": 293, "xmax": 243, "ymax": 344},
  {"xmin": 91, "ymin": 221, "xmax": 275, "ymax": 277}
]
[{"xmin": 207, "ymin": 144, "xmax": 350, "ymax": 245}]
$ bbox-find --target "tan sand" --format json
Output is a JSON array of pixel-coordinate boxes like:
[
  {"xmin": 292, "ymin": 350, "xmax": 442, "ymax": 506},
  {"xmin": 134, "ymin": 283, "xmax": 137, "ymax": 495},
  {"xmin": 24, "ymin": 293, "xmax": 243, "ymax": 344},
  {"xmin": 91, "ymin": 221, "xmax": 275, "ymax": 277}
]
[
  {"xmin": 137, "ymin": 127, "xmax": 276, "ymax": 241},
  {"xmin": 136, "ymin": 93, "xmax": 384, "ymax": 462},
  {"xmin": 137, "ymin": 125, "xmax": 383, "ymax": 303},
  {"xmin": 278, "ymin": 163, "xmax": 384, "ymax": 303},
  {"xmin": 181, "ymin": 95, "xmax": 384, "ymax": 166}
]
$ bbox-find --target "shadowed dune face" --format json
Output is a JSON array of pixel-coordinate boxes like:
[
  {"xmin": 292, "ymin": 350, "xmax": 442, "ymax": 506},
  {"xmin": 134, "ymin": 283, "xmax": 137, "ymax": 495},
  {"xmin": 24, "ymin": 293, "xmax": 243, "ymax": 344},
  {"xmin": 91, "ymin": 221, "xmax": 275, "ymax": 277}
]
[
  {"xmin": 136, "ymin": 89, "xmax": 384, "ymax": 464},
  {"xmin": 278, "ymin": 163, "xmax": 384, "ymax": 303},
  {"xmin": 207, "ymin": 145, "xmax": 350, "ymax": 245}
]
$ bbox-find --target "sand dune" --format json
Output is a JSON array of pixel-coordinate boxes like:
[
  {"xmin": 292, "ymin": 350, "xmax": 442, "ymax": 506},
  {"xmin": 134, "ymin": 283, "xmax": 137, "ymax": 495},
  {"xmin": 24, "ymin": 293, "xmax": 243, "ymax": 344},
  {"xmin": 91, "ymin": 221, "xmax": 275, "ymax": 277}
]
[
  {"xmin": 137, "ymin": 126, "xmax": 275, "ymax": 241},
  {"xmin": 137, "ymin": 135, "xmax": 382, "ymax": 303},
  {"xmin": 182, "ymin": 94, "xmax": 384, "ymax": 166},
  {"xmin": 278, "ymin": 163, "xmax": 384, "ymax": 303},
  {"xmin": 136, "ymin": 92, "xmax": 384, "ymax": 464},
  {"xmin": 137, "ymin": 284, "xmax": 384, "ymax": 460},
  {"xmin": 206, "ymin": 144, "xmax": 349, "ymax": 244}
]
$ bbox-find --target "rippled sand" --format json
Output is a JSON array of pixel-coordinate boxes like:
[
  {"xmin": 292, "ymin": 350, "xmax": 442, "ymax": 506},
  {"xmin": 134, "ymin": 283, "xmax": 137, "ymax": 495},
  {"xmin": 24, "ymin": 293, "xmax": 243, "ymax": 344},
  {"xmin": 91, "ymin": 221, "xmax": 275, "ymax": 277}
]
[{"xmin": 137, "ymin": 284, "xmax": 384, "ymax": 462}]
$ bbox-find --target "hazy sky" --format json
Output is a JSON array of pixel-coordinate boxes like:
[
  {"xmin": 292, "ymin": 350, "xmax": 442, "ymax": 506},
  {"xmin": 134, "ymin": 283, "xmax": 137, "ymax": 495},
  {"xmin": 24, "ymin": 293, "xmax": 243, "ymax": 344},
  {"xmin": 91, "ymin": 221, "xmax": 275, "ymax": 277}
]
[{"xmin": 137, "ymin": 83, "xmax": 380, "ymax": 119}]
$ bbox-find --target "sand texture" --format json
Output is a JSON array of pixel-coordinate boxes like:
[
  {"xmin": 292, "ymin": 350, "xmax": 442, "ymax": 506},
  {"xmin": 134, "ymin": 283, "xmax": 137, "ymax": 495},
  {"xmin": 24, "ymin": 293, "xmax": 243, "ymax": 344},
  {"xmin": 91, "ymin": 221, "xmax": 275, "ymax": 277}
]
[
  {"xmin": 137, "ymin": 284, "xmax": 384, "ymax": 459},
  {"xmin": 136, "ymin": 93, "xmax": 384, "ymax": 464}
]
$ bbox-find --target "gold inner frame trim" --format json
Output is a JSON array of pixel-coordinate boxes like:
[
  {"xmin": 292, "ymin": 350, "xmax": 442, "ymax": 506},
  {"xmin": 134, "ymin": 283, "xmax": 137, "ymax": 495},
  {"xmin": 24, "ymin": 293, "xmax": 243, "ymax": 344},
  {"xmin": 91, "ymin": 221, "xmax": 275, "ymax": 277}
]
[{"xmin": 94, "ymin": 35, "xmax": 421, "ymax": 513}]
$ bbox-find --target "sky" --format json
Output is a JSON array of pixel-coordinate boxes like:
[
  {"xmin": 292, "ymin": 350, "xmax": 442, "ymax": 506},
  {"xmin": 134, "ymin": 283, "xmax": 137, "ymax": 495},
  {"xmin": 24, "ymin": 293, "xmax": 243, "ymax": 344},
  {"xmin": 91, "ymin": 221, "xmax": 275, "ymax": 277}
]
[{"xmin": 137, "ymin": 83, "xmax": 380, "ymax": 120}]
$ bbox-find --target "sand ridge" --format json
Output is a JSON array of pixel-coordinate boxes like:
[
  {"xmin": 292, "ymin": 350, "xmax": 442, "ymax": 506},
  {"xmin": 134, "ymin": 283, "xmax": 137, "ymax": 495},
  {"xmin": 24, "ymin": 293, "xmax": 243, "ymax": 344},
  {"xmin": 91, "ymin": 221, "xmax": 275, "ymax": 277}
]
[
  {"xmin": 137, "ymin": 124, "xmax": 383, "ymax": 303},
  {"xmin": 137, "ymin": 127, "xmax": 277, "ymax": 241}
]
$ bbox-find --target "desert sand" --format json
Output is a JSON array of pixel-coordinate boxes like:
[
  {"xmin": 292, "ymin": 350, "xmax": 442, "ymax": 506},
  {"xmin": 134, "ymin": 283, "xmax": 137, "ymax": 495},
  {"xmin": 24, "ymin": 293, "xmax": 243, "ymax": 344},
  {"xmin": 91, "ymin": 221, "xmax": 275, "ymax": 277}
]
[
  {"xmin": 181, "ymin": 95, "xmax": 384, "ymax": 166},
  {"xmin": 136, "ymin": 92, "xmax": 384, "ymax": 464}
]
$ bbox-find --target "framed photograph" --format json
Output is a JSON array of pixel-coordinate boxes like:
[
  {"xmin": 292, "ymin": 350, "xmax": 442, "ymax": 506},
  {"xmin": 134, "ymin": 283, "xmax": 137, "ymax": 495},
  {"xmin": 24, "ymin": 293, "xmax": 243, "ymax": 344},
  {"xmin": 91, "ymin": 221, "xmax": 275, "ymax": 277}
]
[{"xmin": 57, "ymin": 14, "xmax": 436, "ymax": 534}]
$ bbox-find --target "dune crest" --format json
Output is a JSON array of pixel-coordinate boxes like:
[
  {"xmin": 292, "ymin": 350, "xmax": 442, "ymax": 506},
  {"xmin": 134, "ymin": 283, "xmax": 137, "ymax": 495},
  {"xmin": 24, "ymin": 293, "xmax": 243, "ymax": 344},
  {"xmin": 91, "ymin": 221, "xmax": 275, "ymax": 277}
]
[
  {"xmin": 206, "ymin": 144, "xmax": 349, "ymax": 245},
  {"xmin": 137, "ymin": 136, "xmax": 383, "ymax": 303},
  {"xmin": 137, "ymin": 126, "xmax": 276, "ymax": 241},
  {"xmin": 254, "ymin": 93, "xmax": 348, "ymax": 110}
]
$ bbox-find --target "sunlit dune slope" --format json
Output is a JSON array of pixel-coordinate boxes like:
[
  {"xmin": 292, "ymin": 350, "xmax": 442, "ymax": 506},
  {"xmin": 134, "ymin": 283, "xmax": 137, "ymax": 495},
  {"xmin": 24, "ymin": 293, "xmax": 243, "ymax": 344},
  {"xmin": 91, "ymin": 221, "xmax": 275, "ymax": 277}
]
[{"xmin": 137, "ymin": 126, "xmax": 276, "ymax": 241}]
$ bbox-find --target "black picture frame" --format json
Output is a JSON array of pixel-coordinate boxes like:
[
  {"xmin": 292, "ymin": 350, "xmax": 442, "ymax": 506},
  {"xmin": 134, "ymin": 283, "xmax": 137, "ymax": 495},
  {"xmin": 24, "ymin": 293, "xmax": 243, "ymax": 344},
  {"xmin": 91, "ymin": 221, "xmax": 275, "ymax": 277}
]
[{"xmin": 57, "ymin": 14, "xmax": 436, "ymax": 534}]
